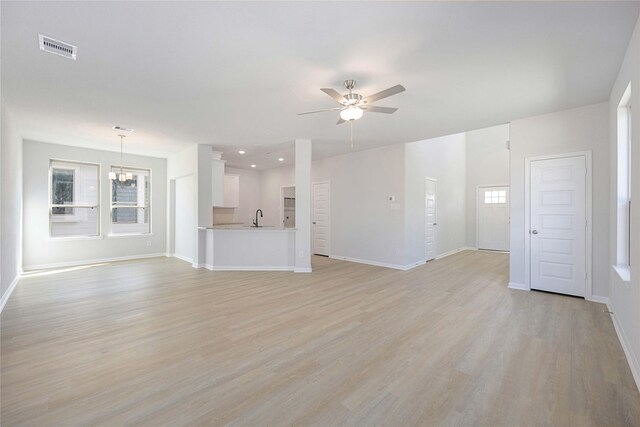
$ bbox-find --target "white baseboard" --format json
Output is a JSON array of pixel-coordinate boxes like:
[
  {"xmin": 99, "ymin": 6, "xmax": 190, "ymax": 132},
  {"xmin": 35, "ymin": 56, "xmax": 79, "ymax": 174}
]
[
  {"xmin": 329, "ymin": 255, "xmax": 408, "ymax": 271},
  {"xmin": 210, "ymin": 266, "xmax": 295, "ymax": 272},
  {"xmin": 293, "ymin": 267, "xmax": 312, "ymax": 273},
  {"xmin": 0, "ymin": 275, "xmax": 20, "ymax": 313},
  {"xmin": 23, "ymin": 253, "xmax": 169, "ymax": 271},
  {"xmin": 607, "ymin": 301, "xmax": 640, "ymax": 393},
  {"xmin": 435, "ymin": 246, "xmax": 480, "ymax": 260},
  {"xmin": 508, "ymin": 282, "xmax": 530, "ymax": 291},
  {"xmin": 171, "ymin": 253, "xmax": 193, "ymax": 264},
  {"xmin": 587, "ymin": 295, "xmax": 610, "ymax": 304}
]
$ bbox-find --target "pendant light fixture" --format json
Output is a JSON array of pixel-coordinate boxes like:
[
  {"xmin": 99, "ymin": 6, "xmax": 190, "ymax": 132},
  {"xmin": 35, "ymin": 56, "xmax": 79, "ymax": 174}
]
[{"xmin": 109, "ymin": 134, "xmax": 133, "ymax": 182}]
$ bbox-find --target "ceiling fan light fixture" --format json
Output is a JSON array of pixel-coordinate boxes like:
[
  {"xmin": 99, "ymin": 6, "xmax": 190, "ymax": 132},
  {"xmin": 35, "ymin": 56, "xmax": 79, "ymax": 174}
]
[{"xmin": 340, "ymin": 106, "xmax": 363, "ymax": 121}]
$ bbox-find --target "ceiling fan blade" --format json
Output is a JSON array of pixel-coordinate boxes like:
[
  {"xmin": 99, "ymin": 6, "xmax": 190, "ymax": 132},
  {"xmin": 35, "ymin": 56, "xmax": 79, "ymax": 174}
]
[
  {"xmin": 297, "ymin": 107, "xmax": 343, "ymax": 115},
  {"xmin": 321, "ymin": 88, "xmax": 346, "ymax": 104},
  {"xmin": 364, "ymin": 84, "xmax": 405, "ymax": 104},
  {"xmin": 362, "ymin": 106, "xmax": 398, "ymax": 114},
  {"xmin": 336, "ymin": 117, "xmax": 346, "ymax": 125}
]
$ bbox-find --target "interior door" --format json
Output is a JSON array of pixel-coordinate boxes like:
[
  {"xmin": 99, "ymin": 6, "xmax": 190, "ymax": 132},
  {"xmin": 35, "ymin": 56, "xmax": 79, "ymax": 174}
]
[
  {"xmin": 530, "ymin": 156, "xmax": 586, "ymax": 297},
  {"xmin": 425, "ymin": 178, "xmax": 437, "ymax": 261},
  {"xmin": 478, "ymin": 186, "xmax": 510, "ymax": 251},
  {"xmin": 312, "ymin": 182, "xmax": 330, "ymax": 256}
]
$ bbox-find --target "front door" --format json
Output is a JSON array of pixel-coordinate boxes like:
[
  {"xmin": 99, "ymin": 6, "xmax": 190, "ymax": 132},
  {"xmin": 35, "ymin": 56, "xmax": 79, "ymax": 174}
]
[
  {"xmin": 530, "ymin": 155, "xmax": 586, "ymax": 297},
  {"xmin": 478, "ymin": 186, "xmax": 510, "ymax": 251}
]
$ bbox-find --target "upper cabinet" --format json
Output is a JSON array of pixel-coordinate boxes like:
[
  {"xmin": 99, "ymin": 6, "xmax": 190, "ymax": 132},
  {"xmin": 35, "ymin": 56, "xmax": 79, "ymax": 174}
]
[
  {"xmin": 223, "ymin": 174, "xmax": 240, "ymax": 208},
  {"xmin": 211, "ymin": 158, "xmax": 225, "ymax": 207}
]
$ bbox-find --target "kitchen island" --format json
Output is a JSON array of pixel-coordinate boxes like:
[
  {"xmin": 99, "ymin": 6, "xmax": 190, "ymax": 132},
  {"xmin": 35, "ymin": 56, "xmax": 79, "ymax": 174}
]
[{"xmin": 199, "ymin": 226, "xmax": 296, "ymax": 271}]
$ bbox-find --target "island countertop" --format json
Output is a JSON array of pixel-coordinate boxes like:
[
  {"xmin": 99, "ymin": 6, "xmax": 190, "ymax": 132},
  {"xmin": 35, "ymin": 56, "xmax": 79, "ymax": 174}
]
[{"xmin": 199, "ymin": 226, "xmax": 296, "ymax": 231}]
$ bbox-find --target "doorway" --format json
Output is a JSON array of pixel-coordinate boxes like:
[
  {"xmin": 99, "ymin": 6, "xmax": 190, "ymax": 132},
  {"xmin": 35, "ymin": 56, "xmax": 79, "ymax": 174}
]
[
  {"xmin": 526, "ymin": 153, "xmax": 591, "ymax": 298},
  {"xmin": 312, "ymin": 181, "xmax": 331, "ymax": 256},
  {"xmin": 477, "ymin": 185, "xmax": 510, "ymax": 251},
  {"xmin": 425, "ymin": 177, "xmax": 437, "ymax": 261},
  {"xmin": 280, "ymin": 186, "xmax": 296, "ymax": 228}
]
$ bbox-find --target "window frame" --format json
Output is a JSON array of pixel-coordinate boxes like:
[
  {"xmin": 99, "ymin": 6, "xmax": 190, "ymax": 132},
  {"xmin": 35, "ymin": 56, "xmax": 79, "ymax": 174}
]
[
  {"xmin": 48, "ymin": 159, "xmax": 101, "ymax": 238},
  {"xmin": 109, "ymin": 166, "xmax": 152, "ymax": 236},
  {"xmin": 615, "ymin": 83, "xmax": 632, "ymax": 281}
]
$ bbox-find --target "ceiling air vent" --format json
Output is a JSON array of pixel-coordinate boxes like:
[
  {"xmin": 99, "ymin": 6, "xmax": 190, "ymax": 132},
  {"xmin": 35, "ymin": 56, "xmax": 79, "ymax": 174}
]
[{"xmin": 38, "ymin": 34, "xmax": 77, "ymax": 60}]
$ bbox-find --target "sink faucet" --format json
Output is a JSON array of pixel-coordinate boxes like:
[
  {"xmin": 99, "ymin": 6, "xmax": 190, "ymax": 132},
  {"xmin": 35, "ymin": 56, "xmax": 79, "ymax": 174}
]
[{"xmin": 253, "ymin": 209, "xmax": 263, "ymax": 227}]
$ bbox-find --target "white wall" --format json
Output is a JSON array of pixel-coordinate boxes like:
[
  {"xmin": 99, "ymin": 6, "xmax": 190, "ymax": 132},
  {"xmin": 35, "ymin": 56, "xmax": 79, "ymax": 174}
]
[
  {"xmin": 174, "ymin": 174, "xmax": 194, "ymax": 262},
  {"xmin": 608, "ymin": 16, "xmax": 640, "ymax": 387},
  {"xmin": 22, "ymin": 140, "xmax": 167, "ymax": 269},
  {"xmin": 0, "ymin": 100, "xmax": 22, "ymax": 301},
  {"xmin": 404, "ymin": 133, "xmax": 467, "ymax": 265},
  {"xmin": 260, "ymin": 143, "xmax": 406, "ymax": 267},
  {"xmin": 465, "ymin": 124, "xmax": 510, "ymax": 248},
  {"xmin": 509, "ymin": 102, "xmax": 610, "ymax": 298}
]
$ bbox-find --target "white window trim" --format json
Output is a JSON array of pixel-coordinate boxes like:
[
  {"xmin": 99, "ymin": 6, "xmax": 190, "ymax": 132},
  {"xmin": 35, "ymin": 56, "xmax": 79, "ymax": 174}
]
[
  {"xmin": 49, "ymin": 159, "xmax": 101, "ymax": 238},
  {"xmin": 615, "ymin": 83, "xmax": 631, "ymax": 270},
  {"xmin": 109, "ymin": 166, "xmax": 152, "ymax": 236}
]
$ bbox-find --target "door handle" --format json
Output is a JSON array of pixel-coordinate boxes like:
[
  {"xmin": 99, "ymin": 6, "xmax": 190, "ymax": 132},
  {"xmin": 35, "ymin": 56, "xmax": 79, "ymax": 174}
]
[
  {"xmin": 313, "ymin": 222, "xmax": 316, "ymax": 224},
  {"xmin": 531, "ymin": 230, "xmax": 538, "ymax": 234},
  {"xmin": 433, "ymin": 223, "xmax": 437, "ymax": 225}
]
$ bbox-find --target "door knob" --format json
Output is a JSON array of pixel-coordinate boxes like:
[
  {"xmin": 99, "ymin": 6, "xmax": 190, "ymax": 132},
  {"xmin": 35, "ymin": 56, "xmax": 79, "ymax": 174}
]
[
  {"xmin": 531, "ymin": 230, "xmax": 538, "ymax": 234},
  {"xmin": 313, "ymin": 222, "xmax": 316, "ymax": 224},
  {"xmin": 433, "ymin": 223, "xmax": 437, "ymax": 225}
]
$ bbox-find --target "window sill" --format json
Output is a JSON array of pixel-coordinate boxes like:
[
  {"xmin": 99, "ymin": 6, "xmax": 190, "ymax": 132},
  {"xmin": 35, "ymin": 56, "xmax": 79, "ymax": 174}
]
[
  {"xmin": 48, "ymin": 235, "xmax": 102, "ymax": 241},
  {"xmin": 107, "ymin": 233, "xmax": 154, "ymax": 238},
  {"xmin": 612, "ymin": 265, "xmax": 631, "ymax": 283}
]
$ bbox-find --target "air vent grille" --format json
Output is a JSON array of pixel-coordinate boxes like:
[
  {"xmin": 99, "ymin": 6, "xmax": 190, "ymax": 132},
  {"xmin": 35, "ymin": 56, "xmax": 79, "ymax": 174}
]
[{"xmin": 38, "ymin": 34, "xmax": 77, "ymax": 60}]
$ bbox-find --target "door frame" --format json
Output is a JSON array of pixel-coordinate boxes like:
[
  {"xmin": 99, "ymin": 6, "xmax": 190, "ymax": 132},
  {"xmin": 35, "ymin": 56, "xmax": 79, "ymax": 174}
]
[
  {"xmin": 424, "ymin": 176, "xmax": 437, "ymax": 261},
  {"xmin": 312, "ymin": 180, "xmax": 331, "ymax": 256},
  {"xmin": 476, "ymin": 184, "xmax": 510, "ymax": 250},
  {"xmin": 524, "ymin": 151, "xmax": 592, "ymax": 298}
]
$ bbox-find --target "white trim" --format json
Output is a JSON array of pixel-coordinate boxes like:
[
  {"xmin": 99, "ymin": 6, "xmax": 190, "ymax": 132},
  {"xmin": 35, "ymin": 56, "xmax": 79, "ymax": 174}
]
[
  {"xmin": 588, "ymin": 295, "xmax": 610, "ymax": 304},
  {"xmin": 329, "ymin": 255, "xmax": 407, "ymax": 270},
  {"xmin": 612, "ymin": 265, "xmax": 631, "ymax": 283},
  {"xmin": 435, "ymin": 247, "xmax": 467, "ymax": 260},
  {"xmin": 607, "ymin": 301, "xmax": 640, "ymax": 393},
  {"xmin": 294, "ymin": 267, "xmax": 312, "ymax": 273},
  {"xmin": 210, "ymin": 266, "xmax": 295, "ymax": 272},
  {"xmin": 23, "ymin": 253, "xmax": 168, "ymax": 271},
  {"xmin": 524, "ymin": 151, "xmax": 593, "ymax": 298},
  {"xmin": 172, "ymin": 253, "xmax": 193, "ymax": 264},
  {"xmin": 0, "ymin": 275, "xmax": 20, "ymax": 313},
  {"xmin": 508, "ymin": 282, "xmax": 529, "ymax": 291},
  {"xmin": 476, "ymin": 183, "xmax": 510, "ymax": 250}
]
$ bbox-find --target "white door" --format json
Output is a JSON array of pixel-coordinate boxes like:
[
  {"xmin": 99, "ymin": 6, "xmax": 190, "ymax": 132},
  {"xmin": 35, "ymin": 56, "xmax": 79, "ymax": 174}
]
[
  {"xmin": 530, "ymin": 156, "xmax": 586, "ymax": 297},
  {"xmin": 425, "ymin": 178, "xmax": 437, "ymax": 261},
  {"xmin": 175, "ymin": 175, "xmax": 194, "ymax": 263},
  {"xmin": 313, "ymin": 182, "xmax": 330, "ymax": 256},
  {"xmin": 478, "ymin": 186, "xmax": 510, "ymax": 251}
]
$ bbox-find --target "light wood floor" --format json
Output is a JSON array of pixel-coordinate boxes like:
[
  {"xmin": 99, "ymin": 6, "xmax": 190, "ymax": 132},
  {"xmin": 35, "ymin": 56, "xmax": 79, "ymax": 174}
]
[{"xmin": 2, "ymin": 251, "xmax": 639, "ymax": 426}]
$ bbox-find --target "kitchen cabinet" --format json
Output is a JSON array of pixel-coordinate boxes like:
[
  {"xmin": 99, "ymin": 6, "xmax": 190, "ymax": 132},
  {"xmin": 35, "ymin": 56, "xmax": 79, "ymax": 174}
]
[{"xmin": 223, "ymin": 174, "xmax": 240, "ymax": 208}]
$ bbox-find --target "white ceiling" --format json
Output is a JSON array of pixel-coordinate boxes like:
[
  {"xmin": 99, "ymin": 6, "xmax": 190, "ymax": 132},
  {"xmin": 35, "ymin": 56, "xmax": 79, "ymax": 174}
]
[{"xmin": 2, "ymin": 1, "xmax": 638, "ymax": 169}]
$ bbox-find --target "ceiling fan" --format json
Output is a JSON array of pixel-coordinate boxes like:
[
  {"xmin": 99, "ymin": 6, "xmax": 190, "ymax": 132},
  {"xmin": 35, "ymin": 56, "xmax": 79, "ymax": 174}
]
[{"xmin": 298, "ymin": 80, "xmax": 405, "ymax": 124}]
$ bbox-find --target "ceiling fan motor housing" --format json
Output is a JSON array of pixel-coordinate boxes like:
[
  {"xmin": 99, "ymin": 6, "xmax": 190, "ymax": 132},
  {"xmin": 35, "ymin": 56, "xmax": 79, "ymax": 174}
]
[{"xmin": 344, "ymin": 93, "xmax": 363, "ymax": 105}]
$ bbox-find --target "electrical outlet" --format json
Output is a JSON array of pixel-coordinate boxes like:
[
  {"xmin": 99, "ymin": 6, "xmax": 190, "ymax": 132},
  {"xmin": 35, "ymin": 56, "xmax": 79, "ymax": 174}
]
[{"xmin": 298, "ymin": 250, "xmax": 304, "ymax": 257}]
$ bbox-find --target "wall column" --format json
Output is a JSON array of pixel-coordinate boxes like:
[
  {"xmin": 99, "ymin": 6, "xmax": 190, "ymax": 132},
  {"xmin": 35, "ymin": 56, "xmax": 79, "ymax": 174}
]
[{"xmin": 295, "ymin": 139, "xmax": 312, "ymax": 272}]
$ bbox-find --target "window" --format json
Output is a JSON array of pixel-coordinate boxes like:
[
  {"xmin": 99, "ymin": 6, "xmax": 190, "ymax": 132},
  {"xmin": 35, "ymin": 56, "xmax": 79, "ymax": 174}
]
[
  {"xmin": 49, "ymin": 160, "xmax": 100, "ymax": 237},
  {"xmin": 110, "ymin": 167, "xmax": 151, "ymax": 235},
  {"xmin": 484, "ymin": 190, "xmax": 506, "ymax": 204},
  {"xmin": 616, "ymin": 83, "xmax": 632, "ymax": 272}
]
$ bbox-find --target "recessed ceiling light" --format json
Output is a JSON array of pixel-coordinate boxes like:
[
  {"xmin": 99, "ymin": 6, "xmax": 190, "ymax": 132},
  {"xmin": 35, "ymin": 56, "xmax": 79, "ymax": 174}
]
[
  {"xmin": 238, "ymin": 150, "xmax": 246, "ymax": 154},
  {"xmin": 278, "ymin": 158, "xmax": 284, "ymax": 162},
  {"xmin": 251, "ymin": 164, "xmax": 256, "ymax": 168}
]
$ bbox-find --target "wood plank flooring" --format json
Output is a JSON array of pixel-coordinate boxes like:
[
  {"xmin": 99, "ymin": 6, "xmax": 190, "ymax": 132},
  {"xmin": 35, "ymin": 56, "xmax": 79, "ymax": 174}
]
[{"xmin": 2, "ymin": 250, "xmax": 639, "ymax": 426}]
